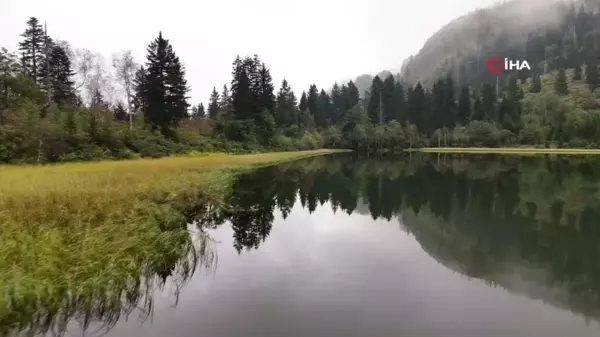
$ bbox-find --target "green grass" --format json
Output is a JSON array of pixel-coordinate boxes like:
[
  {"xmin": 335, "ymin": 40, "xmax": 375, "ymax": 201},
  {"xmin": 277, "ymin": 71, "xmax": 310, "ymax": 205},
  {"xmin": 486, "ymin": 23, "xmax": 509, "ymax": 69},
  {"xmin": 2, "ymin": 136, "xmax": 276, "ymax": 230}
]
[
  {"xmin": 0, "ymin": 149, "xmax": 340, "ymax": 333},
  {"xmin": 416, "ymin": 147, "xmax": 600, "ymax": 155}
]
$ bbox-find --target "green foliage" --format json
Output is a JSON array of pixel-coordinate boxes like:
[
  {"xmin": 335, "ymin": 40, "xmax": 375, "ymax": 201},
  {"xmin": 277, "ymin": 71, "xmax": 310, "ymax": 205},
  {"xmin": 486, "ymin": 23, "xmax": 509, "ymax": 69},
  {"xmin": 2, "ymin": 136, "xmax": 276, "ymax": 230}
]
[{"xmin": 555, "ymin": 68, "xmax": 569, "ymax": 95}]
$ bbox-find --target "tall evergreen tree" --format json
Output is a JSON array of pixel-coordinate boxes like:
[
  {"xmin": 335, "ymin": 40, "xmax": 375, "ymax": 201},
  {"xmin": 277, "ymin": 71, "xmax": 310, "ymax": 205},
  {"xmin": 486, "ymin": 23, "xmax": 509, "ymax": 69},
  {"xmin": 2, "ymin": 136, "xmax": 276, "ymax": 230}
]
[
  {"xmin": 258, "ymin": 62, "xmax": 275, "ymax": 115},
  {"xmin": 367, "ymin": 76, "xmax": 384, "ymax": 124},
  {"xmin": 198, "ymin": 103, "xmax": 206, "ymax": 117},
  {"xmin": 382, "ymin": 75, "xmax": 396, "ymax": 122},
  {"xmin": 307, "ymin": 84, "xmax": 319, "ymax": 118},
  {"xmin": 219, "ymin": 84, "xmax": 232, "ymax": 111},
  {"xmin": 48, "ymin": 44, "xmax": 75, "ymax": 106},
  {"xmin": 554, "ymin": 68, "xmax": 569, "ymax": 95},
  {"xmin": 408, "ymin": 82, "xmax": 427, "ymax": 131},
  {"xmin": 207, "ymin": 87, "xmax": 220, "ymax": 118},
  {"xmin": 481, "ymin": 83, "xmax": 496, "ymax": 121},
  {"xmin": 19, "ymin": 17, "xmax": 45, "ymax": 85},
  {"xmin": 529, "ymin": 74, "xmax": 542, "ymax": 93},
  {"xmin": 144, "ymin": 32, "xmax": 189, "ymax": 134},
  {"xmin": 316, "ymin": 89, "xmax": 331, "ymax": 126},
  {"xmin": 275, "ymin": 79, "xmax": 298, "ymax": 126},
  {"xmin": 585, "ymin": 59, "xmax": 599, "ymax": 91},
  {"xmin": 472, "ymin": 94, "xmax": 485, "ymax": 121},
  {"xmin": 457, "ymin": 86, "xmax": 471, "ymax": 124},
  {"xmin": 299, "ymin": 91, "xmax": 308, "ymax": 113},
  {"xmin": 394, "ymin": 81, "xmax": 406, "ymax": 123},
  {"xmin": 231, "ymin": 55, "xmax": 253, "ymax": 121},
  {"xmin": 114, "ymin": 101, "xmax": 128, "ymax": 121},
  {"xmin": 443, "ymin": 75, "xmax": 457, "ymax": 127},
  {"xmin": 132, "ymin": 66, "xmax": 147, "ymax": 115},
  {"xmin": 330, "ymin": 82, "xmax": 344, "ymax": 124},
  {"xmin": 344, "ymin": 81, "xmax": 360, "ymax": 112},
  {"xmin": 430, "ymin": 78, "xmax": 445, "ymax": 132}
]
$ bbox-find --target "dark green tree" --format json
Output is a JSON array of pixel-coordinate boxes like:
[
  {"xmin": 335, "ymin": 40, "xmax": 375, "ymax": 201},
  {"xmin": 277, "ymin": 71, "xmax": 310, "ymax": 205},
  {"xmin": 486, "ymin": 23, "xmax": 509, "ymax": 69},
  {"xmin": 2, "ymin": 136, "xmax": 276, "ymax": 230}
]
[
  {"xmin": 114, "ymin": 101, "xmax": 128, "ymax": 121},
  {"xmin": 585, "ymin": 59, "xmax": 598, "ymax": 91},
  {"xmin": 554, "ymin": 68, "xmax": 569, "ymax": 95},
  {"xmin": 219, "ymin": 84, "xmax": 232, "ymax": 112},
  {"xmin": 307, "ymin": 84, "xmax": 319, "ymax": 119},
  {"xmin": 299, "ymin": 91, "xmax": 308, "ymax": 113},
  {"xmin": 275, "ymin": 79, "xmax": 298, "ymax": 126},
  {"xmin": 19, "ymin": 17, "xmax": 45, "ymax": 85},
  {"xmin": 573, "ymin": 65, "xmax": 582, "ymax": 81},
  {"xmin": 457, "ymin": 86, "xmax": 471, "ymax": 124},
  {"xmin": 48, "ymin": 44, "xmax": 75, "ymax": 106},
  {"xmin": 382, "ymin": 75, "xmax": 396, "ymax": 122},
  {"xmin": 330, "ymin": 83, "xmax": 344, "ymax": 124},
  {"xmin": 131, "ymin": 66, "xmax": 147, "ymax": 114},
  {"xmin": 207, "ymin": 87, "xmax": 220, "ymax": 118},
  {"xmin": 317, "ymin": 89, "xmax": 331, "ymax": 126},
  {"xmin": 144, "ymin": 32, "xmax": 189, "ymax": 134},
  {"xmin": 367, "ymin": 76, "xmax": 384, "ymax": 124},
  {"xmin": 529, "ymin": 74, "xmax": 542, "ymax": 93},
  {"xmin": 443, "ymin": 75, "xmax": 457, "ymax": 127},
  {"xmin": 394, "ymin": 81, "xmax": 406, "ymax": 123},
  {"xmin": 198, "ymin": 103, "xmax": 206, "ymax": 117},
  {"xmin": 408, "ymin": 82, "xmax": 427, "ymax": 131},
  {"xmin": 343, "ymin": 81, "xmax": 360, "ymax": 113}
]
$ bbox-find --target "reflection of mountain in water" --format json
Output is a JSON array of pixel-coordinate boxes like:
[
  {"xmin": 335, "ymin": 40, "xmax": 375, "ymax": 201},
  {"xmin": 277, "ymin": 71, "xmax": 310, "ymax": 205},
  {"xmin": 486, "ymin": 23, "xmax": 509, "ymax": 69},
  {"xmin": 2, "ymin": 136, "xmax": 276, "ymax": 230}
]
[{"xmin": 218, "ymin": 153, "xmax": 600, "ymax": 323}]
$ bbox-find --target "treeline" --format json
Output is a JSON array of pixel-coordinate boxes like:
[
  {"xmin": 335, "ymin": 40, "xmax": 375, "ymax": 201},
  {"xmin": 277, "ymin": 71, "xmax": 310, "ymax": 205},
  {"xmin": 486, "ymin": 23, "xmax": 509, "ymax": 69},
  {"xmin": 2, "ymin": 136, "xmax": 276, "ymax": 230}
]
[{"xmin": 2, "ymin": 3, "xmax": 600, "ymax": 163}]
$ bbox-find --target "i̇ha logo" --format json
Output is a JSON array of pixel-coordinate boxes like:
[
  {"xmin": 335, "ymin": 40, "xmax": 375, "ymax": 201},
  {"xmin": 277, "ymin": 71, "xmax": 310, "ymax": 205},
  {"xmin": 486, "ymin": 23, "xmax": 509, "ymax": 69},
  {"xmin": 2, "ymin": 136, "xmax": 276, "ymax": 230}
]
[{"xmin": 486, "ymin": 56, "xmax": 531, "ymax": 73}]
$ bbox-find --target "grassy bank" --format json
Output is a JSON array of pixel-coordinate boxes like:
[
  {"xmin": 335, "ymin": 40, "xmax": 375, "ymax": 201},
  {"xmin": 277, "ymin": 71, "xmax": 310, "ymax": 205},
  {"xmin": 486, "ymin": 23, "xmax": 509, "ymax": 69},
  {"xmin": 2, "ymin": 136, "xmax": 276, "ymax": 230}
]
[
  {"xmin": 414, "ymin": 147, "xmax": 600, "ymax": 155},
  {"xmin": 0, "ymin": 149, "xmax": 340, "ymax": 333}
]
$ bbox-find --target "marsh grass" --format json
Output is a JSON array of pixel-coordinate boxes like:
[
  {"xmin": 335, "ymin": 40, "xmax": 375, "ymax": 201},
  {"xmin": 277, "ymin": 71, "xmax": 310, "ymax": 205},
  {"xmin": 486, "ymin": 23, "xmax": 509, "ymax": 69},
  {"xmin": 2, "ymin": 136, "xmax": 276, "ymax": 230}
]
[
  {"xmin": 0, "ymin": 149, "xmax": 336, "ymax": 335},
  {"xmin": 415, "ymin": 147, "xmax": 600, "ymax": 155}
]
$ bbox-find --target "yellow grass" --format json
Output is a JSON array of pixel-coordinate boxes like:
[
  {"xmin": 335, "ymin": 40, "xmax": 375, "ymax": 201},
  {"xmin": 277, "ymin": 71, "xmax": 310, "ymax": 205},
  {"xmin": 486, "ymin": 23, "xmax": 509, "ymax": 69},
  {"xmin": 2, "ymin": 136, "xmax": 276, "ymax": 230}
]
[
  {"xmin": 416, "ymin": 147, "xmax": 600, "ymax": 155},
  {"xmin": 0, "ymin": 149, "xmax": 339, "ymax": 331}
]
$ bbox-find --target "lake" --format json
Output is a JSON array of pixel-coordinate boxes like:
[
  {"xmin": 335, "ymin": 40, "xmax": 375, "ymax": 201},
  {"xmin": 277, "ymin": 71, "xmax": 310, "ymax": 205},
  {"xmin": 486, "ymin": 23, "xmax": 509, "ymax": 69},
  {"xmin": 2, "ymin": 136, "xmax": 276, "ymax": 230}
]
[{"xmin": 21, "ymin": 153, "xmax": 600, "ymax": 337}]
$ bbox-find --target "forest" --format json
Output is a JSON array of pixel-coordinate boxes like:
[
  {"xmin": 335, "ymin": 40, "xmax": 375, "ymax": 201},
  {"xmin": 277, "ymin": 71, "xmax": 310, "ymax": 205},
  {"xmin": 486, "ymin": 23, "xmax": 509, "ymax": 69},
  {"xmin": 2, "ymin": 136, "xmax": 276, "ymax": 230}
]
[{"xmin": 1, "ymin": 1, "xmax": 600, "ymax": 163}]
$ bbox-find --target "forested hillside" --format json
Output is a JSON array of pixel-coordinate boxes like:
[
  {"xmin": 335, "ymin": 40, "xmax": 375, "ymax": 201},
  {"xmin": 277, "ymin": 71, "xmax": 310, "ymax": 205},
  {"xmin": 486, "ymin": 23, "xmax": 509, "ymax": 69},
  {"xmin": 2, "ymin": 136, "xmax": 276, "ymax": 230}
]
[{"xmin": 2, "ymin": 0, "xmax": 600, "ymax": 163}]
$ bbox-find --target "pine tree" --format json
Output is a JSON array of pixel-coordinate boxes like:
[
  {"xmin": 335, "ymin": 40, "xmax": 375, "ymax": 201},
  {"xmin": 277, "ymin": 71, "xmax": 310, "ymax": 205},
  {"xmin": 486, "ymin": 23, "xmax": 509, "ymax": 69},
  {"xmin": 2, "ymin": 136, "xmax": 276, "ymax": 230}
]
[
  {"xmin": 307, "ymin": 84, "xmax": 319, "ymax": 118},
  {"xmin": 217, "ymin": 85, "xmax": 231, "ymax": 112},
  {"xmin": 586, "ymin": 59, "xmax": 599, "ymax": 91},
  {"xmin": 190, "ymin": 105, "xmax": 198, "ymax": 117},
  {"xmin": 394, "ymin": 81, "xmax": 406, "ymax": 123},
  {"xmin": 19, "ymin": 17, "xmax": 45, "ymax": 85},
  {"xmin": 144, "ymin": 32, "xmax": 189, "ymax": 134},
  {"xmin": 114, "ymin": 101, "xmax": 128, "ymax": 121},
  {"xmin": 231, "ymin": 55, "xmax": 253, "ymax": 121},
  {"xmin": 198, "ymin": 103, "xmax": 206, "ymax": 117},
  {"xmin": 330, "ymin": 82, "xmax": 343, "ymax": 124},
  {"xmin": 382, "ymin": 75, "xmax": 396, "ymax": 122},
  {"xmin": 48, "ymin": 45, "xmax": 75, "ymax": 106},
  {"xmin": 208, "ymin": 87, "xmax": 220, "ymax": 118},
  {"xmin": 316, "ymin": 89, "xmax": 331, "ymax": 127},
  {"xmin": 481, "ymin": 83, "xmax": 496, "ymax": 121},
  {"xmin": 299, "ymin": 91, "xmax": 308, "ymax": 113},
  {"xmin": 91, "ymin": 88, "xmax": 108, "ymax": 109},
  {"xmin": 554, "ymin": 68, "xmax": 569, "ymax": 95},
  {"xmin": 430, "ymin": 78, "xmax": 445, "ymax": 132},
  {"xmin": 472, "ymin": 94, "xmax": 485, "ymax": 121},
  {"xmin": 258, "ymin": 62, "xmax": 275, "ymax": 114},
  {"xmin": 367, "ymin": 76, "xmax": 384, "ymax": 124},
  {"xmin": 529, "ymin": 74, "xmax": 542, "ymax": 93},
  {"xmin": 443, "ymin": 75, "xmax": 457, "ymax": 127},
  {"xmin": 343, "ymin": 81, "xmax": 360, "ymax": 113},
  {"xmin": 275, "ymin": 79, "xmax": 298, "ymax": 126},
  {"xmin": 132, "ymin": 66, "xmax": 147, "ymax": 115},
  {"xmin": 408, "ymin": 82, "xmax": 427, "ymax": 131},
  {"xmin": 457, "ymin": 86, "xmax": 471, "ymax": 124}
]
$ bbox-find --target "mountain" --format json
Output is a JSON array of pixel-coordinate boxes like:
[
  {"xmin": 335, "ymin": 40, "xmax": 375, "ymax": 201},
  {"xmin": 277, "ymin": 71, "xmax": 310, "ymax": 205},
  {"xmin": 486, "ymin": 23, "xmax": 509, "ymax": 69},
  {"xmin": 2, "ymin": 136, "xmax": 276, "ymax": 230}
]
[{"xmin": 400, "ymin": 0, "xmax": 589, "ymax": 88}]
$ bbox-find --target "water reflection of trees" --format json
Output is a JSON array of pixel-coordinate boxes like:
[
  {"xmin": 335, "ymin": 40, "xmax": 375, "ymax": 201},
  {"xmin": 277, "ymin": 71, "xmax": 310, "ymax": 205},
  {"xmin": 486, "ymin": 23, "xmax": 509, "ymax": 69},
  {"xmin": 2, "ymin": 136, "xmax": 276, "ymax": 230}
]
[{"xmin": 216, "ymin": 153, "xmax": 600, "ymax": 322}]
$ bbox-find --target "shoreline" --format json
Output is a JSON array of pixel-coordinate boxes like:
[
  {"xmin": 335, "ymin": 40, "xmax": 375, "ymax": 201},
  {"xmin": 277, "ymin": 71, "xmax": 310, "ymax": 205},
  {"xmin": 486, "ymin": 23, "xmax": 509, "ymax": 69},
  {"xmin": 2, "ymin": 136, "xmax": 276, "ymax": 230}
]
[{"xmin": 411, "ymin": 148, "xmax": 600, "ymax": 155}]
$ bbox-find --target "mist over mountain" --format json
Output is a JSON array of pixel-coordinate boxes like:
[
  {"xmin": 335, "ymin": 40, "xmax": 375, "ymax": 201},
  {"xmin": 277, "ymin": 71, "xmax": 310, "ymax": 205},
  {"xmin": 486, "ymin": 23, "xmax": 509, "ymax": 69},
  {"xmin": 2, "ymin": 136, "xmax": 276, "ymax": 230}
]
[{"xmin": 346, "ymin": 0, "xmax": 592, "ymax": 90}]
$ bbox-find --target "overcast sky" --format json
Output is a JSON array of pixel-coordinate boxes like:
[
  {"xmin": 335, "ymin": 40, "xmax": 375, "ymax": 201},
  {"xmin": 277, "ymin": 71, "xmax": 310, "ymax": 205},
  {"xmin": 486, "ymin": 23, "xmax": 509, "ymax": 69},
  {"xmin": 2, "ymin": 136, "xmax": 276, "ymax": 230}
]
[{"xmin": 2, "ymin": 0, "xmax": 500, "ymax": 105}]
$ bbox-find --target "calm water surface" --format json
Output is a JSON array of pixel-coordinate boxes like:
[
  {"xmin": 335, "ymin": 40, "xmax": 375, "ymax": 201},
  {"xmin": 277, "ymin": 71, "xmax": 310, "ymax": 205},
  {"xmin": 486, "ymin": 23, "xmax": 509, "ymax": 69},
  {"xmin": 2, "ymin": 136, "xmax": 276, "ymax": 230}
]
[{"xmin": 59, "ymin": 154, "xmax": 600, "ymax": 336}]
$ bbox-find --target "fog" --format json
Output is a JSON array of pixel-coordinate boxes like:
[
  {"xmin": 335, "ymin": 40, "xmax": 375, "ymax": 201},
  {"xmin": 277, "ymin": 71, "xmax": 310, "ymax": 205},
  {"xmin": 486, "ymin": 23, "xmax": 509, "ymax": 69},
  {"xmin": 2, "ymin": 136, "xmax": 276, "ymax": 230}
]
[{"xmin": 1, "ymin": 0, "xmax": 575, "ymax": 105}]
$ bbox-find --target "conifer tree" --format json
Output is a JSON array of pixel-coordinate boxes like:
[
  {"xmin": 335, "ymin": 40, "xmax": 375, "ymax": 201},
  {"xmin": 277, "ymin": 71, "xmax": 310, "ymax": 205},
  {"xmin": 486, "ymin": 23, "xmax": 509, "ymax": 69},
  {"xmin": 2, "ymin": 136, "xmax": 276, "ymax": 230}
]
[
  {"xmin": 258, "ymin": 62, "xmax": 275, "ymax": 115},
  {"xmin": 132, "ymin": 66, "xmax": 147, "ymax": 115},
  {"xmin": 443, "ymin": 75, "xmax": 457, "ymax": 127},
  {"xmin": 330, "ymin": 83, "xmax": 344, "ymax": 123},
  {"xmin": 19, "ymin": 17, "xmax": 45, "ymax": 85},
  {"xmin": 554, "ymin": 68, "xmax": 569, "ymax": 95},
  {"xmin": 408, "ymin": 82, "xmax": 427, "ymax": 131},
  {"xmin": 299, "ymin": 91, "xmax": 308, "ymax": 113},
  {"xmin": 586, "ymin": 59, "xmax": 598, "ymax": 91},
  {"xmin": 316, "ymin": 89, "xmax": 331, "ymax": 126},
  {"xmin": 190, "ymin": 105, "xmax": 198, "ymax": 117},
  {"xmin": 144, "ymin": 32, "xmax": 189, "ymax": 134},
  {"xmin": 344, "ymin": 81, "xmax": 360, "ymax": 112},
  {"xmin": 49, "ymin": 44, "xmax": 75, "ymax": 106},
  {"xmin": 114, "ymin": 101, "xmax": 128, "ymax": 121},
  {"xmin": 198, "ymin": 103, "xmax": 206, "ymax": 117},
  {"xmin": 382, "ymin": 75, "xmax": 396, "ymax": 122},
  {"xmin": 472, "ymin": 94, "xmax": 485, "ymax": 121},
  {"xmin": 275, "ymin": 79, "xmax": 298, "ymax": 126},
  {"xmin": 307, "ymin": 84, "xmax": 319, "ymax": 117},
  {"xmin": 573, "ymin": 65, "xmax": 582, "ymax": 81},
  {"xmin": 231, "ymin": 55, "xmax": 253, "ymax": 121},
  {"xmin": 367, "ymin": 76, "xmax": 384, "ymax": 124},
  {"xmin": 394, "ymin": 81, "xmax": 406, "ymax": 123},
  {"xmin": 529, "ymin": 74, "xmax": 542, "ymax": 93},
  {"xmin": 219, "ymin": 84, "xmax": 232, "ymax": 112},
  {"xmin": 457, "ymin": 86, "xmax": 471, "ymax": 124},
  {"xmin": 207, "ymin": 87, "xmax": 220, "ymax": 118}
]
